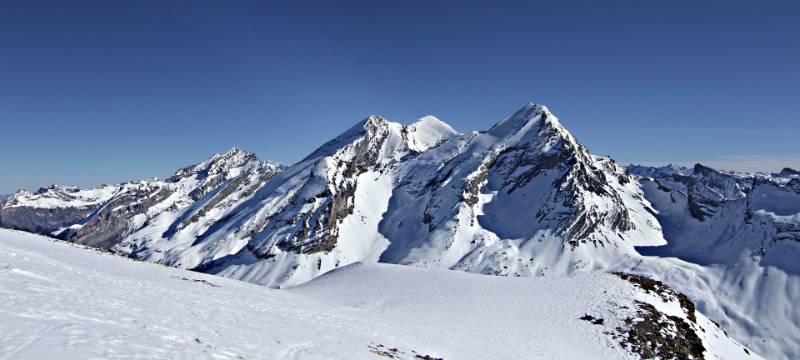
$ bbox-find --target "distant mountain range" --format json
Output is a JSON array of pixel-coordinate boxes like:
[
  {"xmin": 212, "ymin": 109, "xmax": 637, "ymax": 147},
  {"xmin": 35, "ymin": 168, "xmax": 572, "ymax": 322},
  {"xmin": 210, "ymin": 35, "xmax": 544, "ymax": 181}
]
[{"xmin": 2, "ymin": 103, "xmax": 798, "ymax": 359}]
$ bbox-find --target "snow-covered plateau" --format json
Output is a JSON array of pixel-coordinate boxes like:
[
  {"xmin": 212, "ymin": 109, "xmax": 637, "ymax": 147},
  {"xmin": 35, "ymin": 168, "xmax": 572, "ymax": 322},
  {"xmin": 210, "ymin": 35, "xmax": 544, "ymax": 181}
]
[
  {"xmin": 1, "ymin": 103, "xmax": 798, "ymax": 359},
  {"xmin": 0, "ymin": 229, "xmax": 757, "ymax": 359}
]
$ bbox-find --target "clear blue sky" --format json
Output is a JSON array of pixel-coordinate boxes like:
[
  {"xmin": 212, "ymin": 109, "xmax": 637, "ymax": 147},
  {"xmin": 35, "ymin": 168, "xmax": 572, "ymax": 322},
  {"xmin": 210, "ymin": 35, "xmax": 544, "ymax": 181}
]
[{"xmin": 1, "ymin": 1, "xmax": 798, "ymax": 193}]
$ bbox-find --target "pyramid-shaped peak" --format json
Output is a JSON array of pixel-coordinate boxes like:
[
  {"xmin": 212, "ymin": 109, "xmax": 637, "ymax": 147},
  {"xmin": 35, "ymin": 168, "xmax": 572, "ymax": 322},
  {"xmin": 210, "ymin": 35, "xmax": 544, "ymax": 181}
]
[
  {"xmin": 693, "ymin": 163, "xmax": 720, "ymax": 177},
  {"xmin": 170, "ymin": 147, "xmax": 260, "ymax": 180},
  {"xmin": 486, "ymin": 102, "xmax": 571, "ymax": 143},
  {"xmin": 350, "ymin": 115, "xmax": 394, "ymax": 134},
  {"xmin": 299, "ymin": 115, "xmax": 396, "ymax": 163},
  {"xmin": 209, "ymin": 147, "xmax": 258, "ymax": 165},
  {"xmin": 512, "ymin": 102, "xmax": 553, "ymax": 119},
  {"xmin": 223, "ymin": 146, "xmax": 245, "ymax": 155},
  {"xmin": 217, "ymin": 146, "xmax": 252, "ymax": 158},
  {"xmin": 778, "ymin": 167, "xmax": 800, "ymax": 177},
  {"xmin": 363, "ymin": 114, "xmax": 389, "ymax": 128}
]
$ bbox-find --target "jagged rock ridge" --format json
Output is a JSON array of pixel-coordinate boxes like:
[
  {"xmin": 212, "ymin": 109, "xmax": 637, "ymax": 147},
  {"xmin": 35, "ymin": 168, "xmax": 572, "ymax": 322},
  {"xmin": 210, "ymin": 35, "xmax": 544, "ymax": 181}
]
[{"xmin": 1, "ymin": 104, "xmax": 664, "ymax": 286}]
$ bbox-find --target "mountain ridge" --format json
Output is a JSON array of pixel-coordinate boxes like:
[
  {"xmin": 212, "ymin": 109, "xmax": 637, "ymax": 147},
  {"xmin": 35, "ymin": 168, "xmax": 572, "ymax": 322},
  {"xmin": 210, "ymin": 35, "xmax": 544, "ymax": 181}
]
[{"xmin": 2, "ymin": 103, "xmax": 799, "ymax": 359}]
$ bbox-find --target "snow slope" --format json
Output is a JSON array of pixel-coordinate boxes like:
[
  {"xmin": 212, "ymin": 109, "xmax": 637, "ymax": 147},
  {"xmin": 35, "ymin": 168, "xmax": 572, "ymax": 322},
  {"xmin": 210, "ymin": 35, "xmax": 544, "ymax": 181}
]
[{"xmin": 0, "ymin": 229, "xmax": 758, "ymax": 359}]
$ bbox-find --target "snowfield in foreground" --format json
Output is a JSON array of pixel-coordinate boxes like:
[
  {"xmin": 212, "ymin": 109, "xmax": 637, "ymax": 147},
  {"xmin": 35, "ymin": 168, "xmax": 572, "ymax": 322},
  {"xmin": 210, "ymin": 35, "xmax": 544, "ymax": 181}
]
[{"xmin": 0, "ymin": 230, "xmax": 758, "ymax": 359}]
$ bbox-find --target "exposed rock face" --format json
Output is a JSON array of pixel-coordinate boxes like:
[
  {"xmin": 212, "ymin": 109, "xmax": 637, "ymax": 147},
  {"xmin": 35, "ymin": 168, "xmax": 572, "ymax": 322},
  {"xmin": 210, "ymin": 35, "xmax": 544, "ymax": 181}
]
[
  {"xmin": 686, "ymin": 164, "xmax": 745, "ymax": 221},
  {"xmin": 248, "ymin": 116, "xmax": 395, "ymax": 257},
  {"xmin": 58, "ymin": 185, "xmax": 174, "ymax": 249},
  {"xmin": 607, "ymin": 273, "xmax": 707, "ymax": 359},
  {"xmin": 0, "ymin": 205, "xmax": 95, "ymax": 234}
]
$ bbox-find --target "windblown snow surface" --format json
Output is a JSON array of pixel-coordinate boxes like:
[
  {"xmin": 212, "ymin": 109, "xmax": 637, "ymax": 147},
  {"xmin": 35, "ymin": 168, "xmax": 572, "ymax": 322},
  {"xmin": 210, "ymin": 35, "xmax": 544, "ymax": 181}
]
[{"xmin": 0, "ymin": 229, "xmax": 757, "ymax": 359}]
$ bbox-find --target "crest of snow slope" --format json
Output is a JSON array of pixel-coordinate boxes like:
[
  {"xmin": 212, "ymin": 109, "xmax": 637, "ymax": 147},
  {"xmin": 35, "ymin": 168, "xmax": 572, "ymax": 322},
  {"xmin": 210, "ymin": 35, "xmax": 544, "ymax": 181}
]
[
  {"xmin": 624, "ymin": 163, "xmax": 800, "ymax": 360},
  {"xmin": 0, "ymin": 229, "xmax": 760, "ymax": 360},
  {"xmin": 378, "ymin": 103, "xmax": 665, "ymax": 276}
]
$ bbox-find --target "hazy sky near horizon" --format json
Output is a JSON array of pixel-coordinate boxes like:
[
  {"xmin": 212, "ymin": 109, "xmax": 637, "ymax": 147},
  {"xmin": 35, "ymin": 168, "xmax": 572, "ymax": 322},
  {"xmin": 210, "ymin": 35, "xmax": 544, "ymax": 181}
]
[{"xmin": 1, "ymin": 0, "xmax": 799, "ymax": 192}]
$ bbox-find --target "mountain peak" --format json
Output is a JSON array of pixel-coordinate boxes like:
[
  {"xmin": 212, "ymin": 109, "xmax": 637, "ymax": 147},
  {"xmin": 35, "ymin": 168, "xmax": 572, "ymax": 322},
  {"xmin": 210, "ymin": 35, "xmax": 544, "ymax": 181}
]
[
  {"xmin": 358, "ymin": 115, "xmax": 391, "ymax": 135},
  {"xmin": 300, "ymin": 115, "xmax": 395, "ymax": 163},
  {"xmin": 169, "ymin": 147, "xmax": 260, "ymax": 181},
  {"xmin": 693, "ymin": 163, "xmax": 719, "ymax": 177},
  {"xmin": 221, "ymin": 146, "xmax": 246, "ymax": 157},
  {"xmin": 777, "ymin": 167, "xmax": 800, "ymax": 177},
  {"xmin": 514, "ymin": 101, "xmax": 550, "ymax": 115},
  {"xmin": 207, "ymin": 147, "xmax": 255, "ymax": 165},
  {"xmin": 342, "ymin": 114, "xmax": 392, "ymax": 136},
  {"xmin": 487, "ymin": 102, "xmax": 563, "ymax": 138},
  {"xmin": 483, "ymin": 102, "xmax": 582, "ymax": 160},
  {"xmin": 205, "ymin": 146, "xmax": 256, "ymax": 167},
  {"xmin": 410, "ymin": 115, "xmax": 449, "ymax": 128},
  {"xmin": 404, "ymin": 116, "xmax": 458, "ymax": 152},
  {"xmin": 364, "ymin": 114, "xmax": 388, "ymax": 126}
]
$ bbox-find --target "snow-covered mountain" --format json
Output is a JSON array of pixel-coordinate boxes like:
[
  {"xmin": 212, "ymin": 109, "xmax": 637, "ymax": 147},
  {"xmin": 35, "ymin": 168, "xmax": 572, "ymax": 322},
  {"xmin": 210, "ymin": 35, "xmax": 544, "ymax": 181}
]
[
  {"xmin": 0, "ymin": 229, "xmax": 759, "ymax": 359},
  {"xmin": 2, "ymin": 103, "xmax": 798, "ymax": 359}
]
